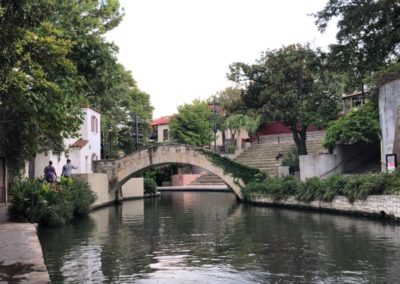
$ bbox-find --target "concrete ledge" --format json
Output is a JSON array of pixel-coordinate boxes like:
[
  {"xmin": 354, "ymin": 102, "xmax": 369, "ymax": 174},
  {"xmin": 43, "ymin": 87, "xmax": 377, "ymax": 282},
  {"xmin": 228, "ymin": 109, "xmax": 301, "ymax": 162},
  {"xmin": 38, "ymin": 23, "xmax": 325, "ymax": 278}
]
[
  {"xmin": 246, "ymin": 195, "xmax": 400, "ymax": 220},
  {"xmin": 123, "ymin": 192, "xmax": 160, "ymax": 200},
  {"xmin": 0, "ymin": 223, "xmax": 50, "ymax": 283}
]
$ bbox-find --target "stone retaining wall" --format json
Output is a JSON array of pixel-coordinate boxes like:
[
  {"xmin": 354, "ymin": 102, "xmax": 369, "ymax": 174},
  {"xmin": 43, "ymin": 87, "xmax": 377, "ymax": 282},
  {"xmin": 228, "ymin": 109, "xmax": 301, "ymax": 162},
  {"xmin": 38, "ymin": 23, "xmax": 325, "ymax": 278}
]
[{"xmin": 247, "ymin": 195, "xmax": 400, "ymax": 220}]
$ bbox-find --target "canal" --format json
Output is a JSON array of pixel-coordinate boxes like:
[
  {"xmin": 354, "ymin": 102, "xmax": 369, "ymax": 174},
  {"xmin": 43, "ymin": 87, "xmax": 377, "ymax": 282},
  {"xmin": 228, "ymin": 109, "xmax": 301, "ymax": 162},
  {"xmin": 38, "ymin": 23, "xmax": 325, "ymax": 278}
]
[{"xmin": 39, "ymin": 191, "xmax": 400, "ymax": 283}]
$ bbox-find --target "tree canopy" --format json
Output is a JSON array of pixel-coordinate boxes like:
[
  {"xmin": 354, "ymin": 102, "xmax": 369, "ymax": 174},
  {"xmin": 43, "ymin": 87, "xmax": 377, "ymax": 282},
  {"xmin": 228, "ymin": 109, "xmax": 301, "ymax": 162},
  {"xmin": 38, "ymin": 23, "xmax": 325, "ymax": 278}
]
[
  {"xmin": 315, "ymin": 0, "xmax": 400, "ymax": 90},
  {"xmin": 229, "ymin": 44, "xmax": 343, "ymax": 155},
  {"xmin": 169, "ymin": 100, "xmax": 213, "ymax": 147},
  {"xmin": 0, "ymin": 0, "xmax": 153, "ymax": 176}
]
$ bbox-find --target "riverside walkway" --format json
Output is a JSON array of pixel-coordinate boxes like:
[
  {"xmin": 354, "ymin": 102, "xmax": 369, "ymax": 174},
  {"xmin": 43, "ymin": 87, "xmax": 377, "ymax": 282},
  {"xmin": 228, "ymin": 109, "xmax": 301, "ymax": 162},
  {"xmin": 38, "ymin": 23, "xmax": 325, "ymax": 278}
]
[{"xmin": 0, "ymin": 204, "xmax": 50, "ymax": 283}]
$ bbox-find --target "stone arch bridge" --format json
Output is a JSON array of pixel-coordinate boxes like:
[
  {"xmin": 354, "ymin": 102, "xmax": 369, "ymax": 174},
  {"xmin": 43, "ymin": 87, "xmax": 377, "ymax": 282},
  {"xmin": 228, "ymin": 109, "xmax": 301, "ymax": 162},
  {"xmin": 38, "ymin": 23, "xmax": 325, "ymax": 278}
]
[{"xmin": 92, "ymin": 143, "xmax": 251, "ymax": 199}]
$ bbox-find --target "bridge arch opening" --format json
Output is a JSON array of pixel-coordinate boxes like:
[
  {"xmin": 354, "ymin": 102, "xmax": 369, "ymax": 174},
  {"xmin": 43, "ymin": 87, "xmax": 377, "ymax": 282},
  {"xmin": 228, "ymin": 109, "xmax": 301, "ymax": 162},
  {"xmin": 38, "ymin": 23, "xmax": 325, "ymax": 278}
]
[{"xmin": 120, "ymin": 163, "xmax": 232, "ymax": 193}]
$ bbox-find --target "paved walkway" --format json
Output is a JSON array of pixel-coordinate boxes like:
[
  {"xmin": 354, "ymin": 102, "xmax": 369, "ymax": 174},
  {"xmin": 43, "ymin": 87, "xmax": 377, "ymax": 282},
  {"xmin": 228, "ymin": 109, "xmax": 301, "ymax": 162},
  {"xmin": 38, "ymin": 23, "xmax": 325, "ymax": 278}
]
[{"xmin": 0, "ymin": 204, "xmax": 50, "ymax": 283}]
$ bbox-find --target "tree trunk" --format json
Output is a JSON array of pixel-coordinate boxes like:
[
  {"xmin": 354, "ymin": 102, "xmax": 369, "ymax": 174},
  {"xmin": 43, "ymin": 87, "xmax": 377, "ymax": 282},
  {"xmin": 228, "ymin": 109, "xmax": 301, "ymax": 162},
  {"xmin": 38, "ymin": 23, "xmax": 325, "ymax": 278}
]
[
  {"xmin": 291, "ymin": 128, "xmax": 308, "ymax": 155},
  {"xmin": 222, "ymin": 130, "xmax": 226, "ymax": 152}
]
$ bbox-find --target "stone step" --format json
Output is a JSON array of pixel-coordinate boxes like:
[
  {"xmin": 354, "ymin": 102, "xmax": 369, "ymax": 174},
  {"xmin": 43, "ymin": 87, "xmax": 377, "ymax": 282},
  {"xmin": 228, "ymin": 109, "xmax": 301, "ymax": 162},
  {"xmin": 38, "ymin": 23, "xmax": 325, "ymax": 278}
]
[{"xmin": 234, "ymin": 131, "xmax": 326, "ymax": 175}]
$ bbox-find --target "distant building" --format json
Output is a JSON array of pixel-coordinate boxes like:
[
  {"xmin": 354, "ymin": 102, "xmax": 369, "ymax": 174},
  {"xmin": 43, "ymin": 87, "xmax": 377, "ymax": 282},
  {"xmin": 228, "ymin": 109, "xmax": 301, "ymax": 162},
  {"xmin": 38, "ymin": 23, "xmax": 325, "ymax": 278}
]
[
  {"xmin": 150, "ymin": 116, "xmax": 171, "ymax": 143},
  {"xmin": 28, "ymin": 107, "xmax": 101, "ymax": 179},
  {"xmin": 341, "ymin": 90, "xmax": 368, "ymax": 114}
]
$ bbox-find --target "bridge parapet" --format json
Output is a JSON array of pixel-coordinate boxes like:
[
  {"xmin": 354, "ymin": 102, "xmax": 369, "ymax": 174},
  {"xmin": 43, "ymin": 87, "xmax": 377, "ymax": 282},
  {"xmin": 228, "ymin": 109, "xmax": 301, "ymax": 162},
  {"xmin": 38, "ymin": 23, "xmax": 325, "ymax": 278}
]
[{"xmin": 93, "ymin": 143, "xmax": 264, "ymax": 200}]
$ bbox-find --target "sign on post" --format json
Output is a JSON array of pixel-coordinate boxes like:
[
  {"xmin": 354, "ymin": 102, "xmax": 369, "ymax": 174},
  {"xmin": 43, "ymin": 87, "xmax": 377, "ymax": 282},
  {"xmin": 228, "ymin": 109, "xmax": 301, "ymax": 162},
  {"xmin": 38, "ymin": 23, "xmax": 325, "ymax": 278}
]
[{"xmin": 386, "ymin": 154, "xmax": 397, "ymax": 172}]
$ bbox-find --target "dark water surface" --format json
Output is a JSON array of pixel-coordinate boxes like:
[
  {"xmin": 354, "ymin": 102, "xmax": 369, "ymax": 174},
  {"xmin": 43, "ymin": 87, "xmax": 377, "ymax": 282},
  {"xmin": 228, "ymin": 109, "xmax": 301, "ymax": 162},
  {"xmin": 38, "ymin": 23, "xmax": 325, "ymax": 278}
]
[{"xmin": 39, "ymin": 192, "xmax": 400, "ymax": 283}]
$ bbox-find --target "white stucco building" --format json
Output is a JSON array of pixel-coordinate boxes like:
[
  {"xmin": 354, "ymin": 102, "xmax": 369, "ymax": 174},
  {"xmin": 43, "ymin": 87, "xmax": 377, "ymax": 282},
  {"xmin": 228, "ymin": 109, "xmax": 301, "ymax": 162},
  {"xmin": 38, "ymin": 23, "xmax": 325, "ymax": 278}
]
[{"xmin": 29, "ymin": 107, "xmax": 101, "ymax": 178}]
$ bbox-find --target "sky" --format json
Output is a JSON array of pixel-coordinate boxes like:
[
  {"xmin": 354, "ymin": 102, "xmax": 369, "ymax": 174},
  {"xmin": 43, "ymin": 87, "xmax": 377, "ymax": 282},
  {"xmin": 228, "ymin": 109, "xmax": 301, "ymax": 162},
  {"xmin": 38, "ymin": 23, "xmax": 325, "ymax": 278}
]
[{"xmin": 106, "ymin": 0, "xmax": 338, "ymax": 119}]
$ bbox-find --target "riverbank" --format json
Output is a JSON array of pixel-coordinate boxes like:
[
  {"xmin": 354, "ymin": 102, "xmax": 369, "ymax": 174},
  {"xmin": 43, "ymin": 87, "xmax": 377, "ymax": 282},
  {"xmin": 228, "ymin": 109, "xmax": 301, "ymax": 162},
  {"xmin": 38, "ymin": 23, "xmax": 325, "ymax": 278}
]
[
  {"xmin": 246, "ymin": 194, "xmax": 400, "ymax": 220},
  {"xmin": 0, "ymin": 206, "xmax": 50, "ymax": 283}
]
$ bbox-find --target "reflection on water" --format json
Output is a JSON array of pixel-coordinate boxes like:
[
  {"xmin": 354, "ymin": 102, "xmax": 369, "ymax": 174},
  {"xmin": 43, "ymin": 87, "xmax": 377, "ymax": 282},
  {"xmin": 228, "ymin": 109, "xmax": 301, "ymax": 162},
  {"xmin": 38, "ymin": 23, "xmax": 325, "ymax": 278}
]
[{"xmin": 39, "ymin": 192, "xmax": 400, "ymax": 283}]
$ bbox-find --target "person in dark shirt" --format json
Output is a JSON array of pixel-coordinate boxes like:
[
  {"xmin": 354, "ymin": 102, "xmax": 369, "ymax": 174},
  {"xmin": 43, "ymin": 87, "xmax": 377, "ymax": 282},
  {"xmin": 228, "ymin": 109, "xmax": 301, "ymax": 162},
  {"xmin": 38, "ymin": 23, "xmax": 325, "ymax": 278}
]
[{"xmin": 44, "ymin": 161, "xmax": 57, "ymax": 183}]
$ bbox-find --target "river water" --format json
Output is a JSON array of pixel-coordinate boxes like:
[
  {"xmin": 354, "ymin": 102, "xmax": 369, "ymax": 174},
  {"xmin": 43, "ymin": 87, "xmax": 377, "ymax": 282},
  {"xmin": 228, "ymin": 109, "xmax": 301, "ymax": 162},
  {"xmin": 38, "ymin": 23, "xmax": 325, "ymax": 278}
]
[{"xmin": 39, "ymin": 191, "xmax": 400, "ymax": 283}]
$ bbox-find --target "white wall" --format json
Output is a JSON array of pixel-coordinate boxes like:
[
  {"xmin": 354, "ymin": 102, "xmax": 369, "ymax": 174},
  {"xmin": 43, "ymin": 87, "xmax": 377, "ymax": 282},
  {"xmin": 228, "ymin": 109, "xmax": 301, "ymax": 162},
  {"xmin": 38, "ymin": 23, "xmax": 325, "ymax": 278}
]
[
  {"xmin": 379, "ymin": 79, "xmax": 400, "ymax": 168},
  {"xmin": 32, "ymin": 107, "xmax": 101, "ymax": 178},
  {"xmin": 157, "ymin": 124, "xmax": 169, "ymax": 142},
  {"xmin": 121, "ymin": 178, "xmax": 144, "ymax": 199}
]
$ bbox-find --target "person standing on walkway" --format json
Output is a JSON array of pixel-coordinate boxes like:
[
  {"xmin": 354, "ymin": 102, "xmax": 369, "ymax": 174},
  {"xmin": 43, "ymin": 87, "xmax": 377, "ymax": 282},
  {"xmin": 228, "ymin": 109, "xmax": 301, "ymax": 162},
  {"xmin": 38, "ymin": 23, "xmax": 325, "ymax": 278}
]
[
  {"xmin": 61, "ymin": 159, "xmax": 78, "ymax": 178},
  {"xmin": 44, "ymin": 161, "xmax": 57, "ymax": 183}
]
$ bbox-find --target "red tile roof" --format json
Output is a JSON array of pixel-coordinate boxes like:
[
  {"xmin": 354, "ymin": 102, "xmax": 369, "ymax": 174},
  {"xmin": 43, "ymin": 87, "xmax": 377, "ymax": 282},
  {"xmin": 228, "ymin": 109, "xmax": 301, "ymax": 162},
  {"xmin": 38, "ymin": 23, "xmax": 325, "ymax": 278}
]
[
  {"xmin": 70, "ymin": 139, "xmax": 89, "ymax": 148},
  {"xmin": 150, "ymin": 116, "xmax": 171, "ymax": 126}
]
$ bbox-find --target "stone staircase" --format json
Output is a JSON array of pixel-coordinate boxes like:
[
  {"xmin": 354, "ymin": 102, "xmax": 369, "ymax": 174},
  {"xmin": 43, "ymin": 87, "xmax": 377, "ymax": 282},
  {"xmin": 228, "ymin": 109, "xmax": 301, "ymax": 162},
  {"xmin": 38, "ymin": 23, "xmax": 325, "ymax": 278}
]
[
  {"xmin": 189, "ymin": 172, "xmax": 226, "ymax": 186},
  {"xmin": 234, "ymin": 131, "xmax": 327, "ymax": 176},
  {"xmin": 344, "ymin": 155, "xmax": 382, "ymax": 175}
]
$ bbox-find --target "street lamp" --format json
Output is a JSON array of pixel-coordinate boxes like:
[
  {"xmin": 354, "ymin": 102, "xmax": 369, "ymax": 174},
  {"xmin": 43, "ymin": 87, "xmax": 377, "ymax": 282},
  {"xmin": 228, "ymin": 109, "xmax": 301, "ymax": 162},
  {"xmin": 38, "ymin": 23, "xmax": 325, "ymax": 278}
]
[
  {"xmin": 132, "ymin": 113, "xmax": 141, "ymax": 151},
  {"xmin": 108, "ymin": 126, "xmax": 113, "ymax": 159},
  {"xmin": 212, "ymin": 97, "xmax": 218, "ymax": 153}
]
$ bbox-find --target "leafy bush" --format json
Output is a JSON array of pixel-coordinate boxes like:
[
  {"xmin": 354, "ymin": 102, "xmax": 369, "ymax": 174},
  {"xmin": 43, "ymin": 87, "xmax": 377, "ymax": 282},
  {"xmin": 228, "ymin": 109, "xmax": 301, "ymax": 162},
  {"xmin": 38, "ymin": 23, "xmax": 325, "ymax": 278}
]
[
  {"xmin": 242, "ymin": 170, "xmax": 400, "ymax": 203},
  {"xmin": 296, "ymin": 177, "xmax": 323, "ymax": 202},
  {"xmin": 144, "ymin": 177, "xmax": 157, "ymax": 194},
  {"xmin": 322, "ymin": 101, "xmax": 380, "ymax": 151},
  {"xmin": 242, "ymin": 176, "xmax": 300, "ymax": 200},
  {"xmin": 320, "ymin": 175, "xmax": 349, "ymax": 202},
  {"xmin": 281, "ymin": 146, "xmax": 299, "ymax": 169},
  {"xmin": 8, "ymin": 178, "xmax": 96, "ymax": 226}
]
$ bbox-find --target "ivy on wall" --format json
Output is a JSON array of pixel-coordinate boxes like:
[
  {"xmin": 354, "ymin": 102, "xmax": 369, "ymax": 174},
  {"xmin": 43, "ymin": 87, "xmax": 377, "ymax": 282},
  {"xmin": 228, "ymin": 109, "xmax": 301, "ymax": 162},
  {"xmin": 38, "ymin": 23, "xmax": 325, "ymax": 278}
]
[{"xmin": 198, "ymin": 148, "xmax": 267, "ymax": 187}]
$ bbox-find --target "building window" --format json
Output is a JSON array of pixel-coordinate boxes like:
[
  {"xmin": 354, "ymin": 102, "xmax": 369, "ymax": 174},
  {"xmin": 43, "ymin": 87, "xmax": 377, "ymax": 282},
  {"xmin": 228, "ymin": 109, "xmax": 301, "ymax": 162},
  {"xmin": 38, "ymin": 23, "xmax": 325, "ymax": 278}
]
[
  {"xmin": 91, "ymin": 116, "xmax": 98, "ymax": 133},
  {"xmin": 163, "ymin": 129, "xmax": 169, "ymax": 141},
  {"xmin": 351, "ymin": 95, "xmax": 365, "ymax": 108}
]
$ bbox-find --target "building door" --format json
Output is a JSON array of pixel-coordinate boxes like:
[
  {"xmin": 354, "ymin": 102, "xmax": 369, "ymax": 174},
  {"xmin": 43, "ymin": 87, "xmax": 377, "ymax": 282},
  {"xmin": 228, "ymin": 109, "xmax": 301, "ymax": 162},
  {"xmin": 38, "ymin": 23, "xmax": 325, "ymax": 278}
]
[{"xmin": 0, "ymin": 158, "xmax": 5, "ymax": 203}]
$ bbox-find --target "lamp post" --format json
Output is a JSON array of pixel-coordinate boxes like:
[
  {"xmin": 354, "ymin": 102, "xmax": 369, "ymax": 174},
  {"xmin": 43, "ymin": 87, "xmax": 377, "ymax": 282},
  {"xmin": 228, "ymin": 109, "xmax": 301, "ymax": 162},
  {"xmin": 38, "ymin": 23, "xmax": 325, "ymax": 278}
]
[
  {"xmin": 108, "ymin": 126, "xmax": 113, "ymax": 159},
  {"xmin": 212, "ymin": 97, "xmax": 218, "ymax": 153},
  {"xmin": 132, "ymin": 113, "xmax": 140, "ymax": 150}
]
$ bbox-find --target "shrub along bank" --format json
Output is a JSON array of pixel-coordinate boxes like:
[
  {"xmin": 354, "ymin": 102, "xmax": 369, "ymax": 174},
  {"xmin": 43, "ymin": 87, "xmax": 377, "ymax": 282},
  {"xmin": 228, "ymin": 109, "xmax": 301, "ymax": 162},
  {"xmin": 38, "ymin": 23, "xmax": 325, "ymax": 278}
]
[
  {"xmin": 242, "ymin": 171, "xmax": 400, "ymax": 203},
  {"xmin": 8, "ymin": 178, "xmax": 97, "ymax": 226}
]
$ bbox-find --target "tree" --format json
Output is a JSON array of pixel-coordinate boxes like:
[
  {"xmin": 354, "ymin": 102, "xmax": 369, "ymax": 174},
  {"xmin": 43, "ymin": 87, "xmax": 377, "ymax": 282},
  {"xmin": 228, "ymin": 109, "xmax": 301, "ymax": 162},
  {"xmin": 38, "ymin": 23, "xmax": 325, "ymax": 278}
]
[
  {"xmin": 216, "ymin": 87, "xmax": 246, "ymax": 115},
  {"xmin": 229, "ymin": 44, "xmax": 343, "ymax": 155},
  {"xmin": 169, "ymin": 100, "xmax": 213, "ymax": 147},
  {"xmin": 0, "ymin": 1, "xmax": 84, "ymax": 176},
  {"xmin": 315, "ymin": 0, "xmax": 400, "ymax": 91},
  {"xmin": 224, "ymin": 114, "xmax": 261, "ymax": 141},
  {"xmin": 0, "ymin": 0, "xmax": 153, "ymax": 176},
  {"xmin": 53, "ymin": 1, "xmax": 153, "ymax": 157}
]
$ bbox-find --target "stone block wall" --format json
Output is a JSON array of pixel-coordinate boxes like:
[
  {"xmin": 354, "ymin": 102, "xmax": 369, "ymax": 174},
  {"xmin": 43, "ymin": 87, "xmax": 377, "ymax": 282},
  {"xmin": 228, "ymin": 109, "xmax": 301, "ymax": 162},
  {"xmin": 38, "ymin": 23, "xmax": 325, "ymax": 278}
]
[{"xmin": 248, "ymin": 195, "xmax": 400, "ymax": 220}]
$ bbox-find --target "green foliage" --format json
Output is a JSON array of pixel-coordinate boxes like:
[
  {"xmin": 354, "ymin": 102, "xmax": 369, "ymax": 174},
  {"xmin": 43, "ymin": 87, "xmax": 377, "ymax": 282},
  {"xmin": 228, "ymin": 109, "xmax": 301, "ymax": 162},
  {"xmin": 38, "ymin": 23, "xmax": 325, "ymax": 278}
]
[
  {"xmin": 144, "ymin": 177, "xmax": 157, "ymax": 194},
  {"xmin": 229, "ymin": 44, "xmax": 343, "ymax": 155},
  {"xmin": 281, "ymin": 146, "xmax": 299, "ymax": 169},
  {"xmin": 323, "ymin": 101, "xmax": 380, "ymax": 150},
  {"xmin": 242, "ymin": 176, "xmax": 299, "ymax": 200},
  {"xmin": 63, "ymin": 178, "xmax": 97, "ymax": 216},
  {"xmin": 315, "ymin": 0, "xmax": 400, "ymax": 90},
  {"xmin": 371, "ymin": 62, "xmax": 400, "ymax": 87},
  {"xmin": 0, "ymin": 1, "xmax": 84, "ymax": 176},
  {"xmin": 242, "ymin": 172, "xmax": 400, "ymax": 203},
  {"xmin": 0, "ymin": 0, "xmax": 153, "ymax": 175},
  {"xmin": 8, "ymin": 178, "xmax": 96, "ymax": 226},
  {"xmin": 142, "ymin": 166, "xmax": 172, "ymax": 186},
  {"xmin": 169, "ymin": 100, "xmax": 213, "ymax": 147},
  {"xmin": 224, "ymin": 114, "xmax": 261, "ymax": 140},
  {"xmin": 198, "ymin": 148, "xmax": 266, "ymax": 186},
  {"xmin": 216, "ymin": 87, "xmax": 246, "ymax": 114}
]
